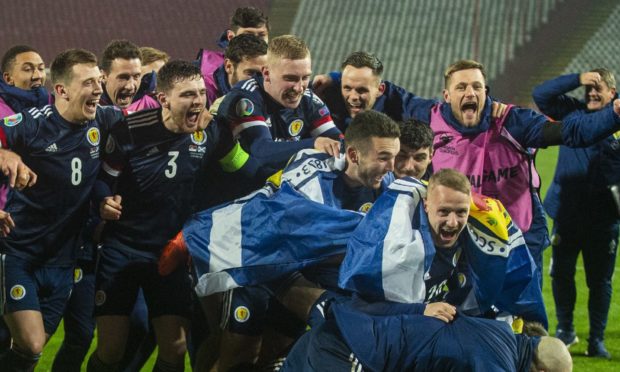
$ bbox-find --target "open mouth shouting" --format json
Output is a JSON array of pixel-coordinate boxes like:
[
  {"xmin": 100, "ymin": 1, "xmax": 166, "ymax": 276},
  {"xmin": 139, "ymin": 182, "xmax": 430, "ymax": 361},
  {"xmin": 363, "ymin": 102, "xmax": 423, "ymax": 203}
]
[
  {"xmin": 437, "ymin": 227, "xmax": 459, "ymax": 246},
  {"xmin": 460, "ymin": 100, "xmax": 478, "ymax": 124},
  {"xmin": 186, "ymin": 108, "xmax": 202, "ymax": 128},
  {"xmin": 115, "ymin": 91, "xmax": 136, "ymax": 107},
  {"xmin": 85, "ymin": 98, "xmax": 99, "ymax": 116}
]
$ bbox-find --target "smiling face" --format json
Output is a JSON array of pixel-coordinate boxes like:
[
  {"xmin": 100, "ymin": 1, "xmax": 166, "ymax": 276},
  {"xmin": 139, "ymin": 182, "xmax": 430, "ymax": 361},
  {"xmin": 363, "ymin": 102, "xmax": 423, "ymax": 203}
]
[
  {"xmin": 341, "ymin": 65, "xmax": 384, "ymax": 118},
  {"xmin": 159, "ymin": 75, "xmax": 207, "ymax": 133},
  {"xmin": 443, "ymin": 68, "xmax": 487, "ymax": 127},
  {"xmin": 394, "ymin": 145, "xmax": 432, "ymax": 179},
  {"xmin": 57, "ymin": 63, "xmax": 103, "ymax": 123},
  {"xmin": 585, "ymin": 81, "xmax": 616, "ymax": 111},
  {"xmin": 262, "ymin": 57, "xmax": 311, "ymax": 109},
  {"xmin": 346, "ymin": 136, "xmax": 400, "ymax": 189},
  {"xmin": 425, "ymin": 184, "xmax": 470, "ymax": 248},
  {"xmin": 102, "ymin": 57, "xmax": 142, "ymax": 108},
  {"xmin": 3, "ymin": 51, "xmax": 46, "ymax": 90}
]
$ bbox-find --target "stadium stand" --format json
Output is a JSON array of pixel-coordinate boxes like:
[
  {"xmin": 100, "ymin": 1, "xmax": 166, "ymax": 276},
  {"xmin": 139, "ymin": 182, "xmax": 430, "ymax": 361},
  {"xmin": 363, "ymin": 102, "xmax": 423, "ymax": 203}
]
[{"xmin": 291, "ymin": 0, "xmax": 562, "ymax": 100}]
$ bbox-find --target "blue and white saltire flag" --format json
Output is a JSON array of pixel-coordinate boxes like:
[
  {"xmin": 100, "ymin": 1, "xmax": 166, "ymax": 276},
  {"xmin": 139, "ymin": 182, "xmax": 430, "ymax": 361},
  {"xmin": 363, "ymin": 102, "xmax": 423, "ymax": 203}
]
[
  {"xmin": 339, "ymin": 177, "xmax": 435, "ymax": 303},
  {"xmin": 184, "ymin": 150, "xmax": 363, "ymax": 297},
  {"xmin": 339, "ymin": 177, "xmax": 547, "ymax": 325}
]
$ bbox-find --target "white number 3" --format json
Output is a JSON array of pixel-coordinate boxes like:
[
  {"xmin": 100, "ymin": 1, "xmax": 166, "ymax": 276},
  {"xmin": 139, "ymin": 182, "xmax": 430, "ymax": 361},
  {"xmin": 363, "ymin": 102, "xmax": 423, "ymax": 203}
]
[{"xmin": 165, "ymin": 151, "xmax": 179, "ymax": 178}]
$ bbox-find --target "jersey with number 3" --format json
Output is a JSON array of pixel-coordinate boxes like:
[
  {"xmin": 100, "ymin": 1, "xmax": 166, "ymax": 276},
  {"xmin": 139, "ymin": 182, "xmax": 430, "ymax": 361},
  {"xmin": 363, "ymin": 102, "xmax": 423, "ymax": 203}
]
[
  {"xmin": 0, "ymin": 104, "xmax": 123, "ymax": 265},
  {"xmin": 100, "ymin": 108, "xmax": 221, "ymax": 254}
]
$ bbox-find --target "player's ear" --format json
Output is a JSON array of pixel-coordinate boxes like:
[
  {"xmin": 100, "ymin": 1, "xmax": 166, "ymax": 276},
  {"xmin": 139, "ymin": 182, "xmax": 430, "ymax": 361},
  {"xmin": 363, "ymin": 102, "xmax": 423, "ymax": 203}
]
[
  {"xmin": 377, "ymin": 81, "xmax": 386, "ymax": 97},
  {"xmin": 224, "ymin": 59, "xmax": 234, "ymax": 76},
  {"xmin": 346, "ymin": 146, "xmax": 358, "ymax": 163},
  {"xmin": 3, "ymin": 72, "xmax": 13, "ymax": 85},
  {"xmin": 262, "ymin": 66, "xmax": 270, "ymax": 82},
  {"xmin": 157, "ymin": 92, "xmax": 169, "ymax": 108},
  {"xmin": 54, "ymin": 83, "xmax": 67, "ymax": 98}
]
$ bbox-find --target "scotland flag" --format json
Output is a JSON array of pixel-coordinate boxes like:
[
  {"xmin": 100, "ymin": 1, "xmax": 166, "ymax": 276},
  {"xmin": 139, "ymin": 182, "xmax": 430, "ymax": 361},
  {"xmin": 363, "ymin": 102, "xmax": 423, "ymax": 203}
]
[
  {"xmin": 184, "ymin": 150, "xmax": 363, "ymax": 296},
  {"xmin": 339, "ymin": 178, "xmax": 435, "ymax": 303},
  {"xmin": 339, "ymin": 177, "xmax": 547, "ymax": 325}
]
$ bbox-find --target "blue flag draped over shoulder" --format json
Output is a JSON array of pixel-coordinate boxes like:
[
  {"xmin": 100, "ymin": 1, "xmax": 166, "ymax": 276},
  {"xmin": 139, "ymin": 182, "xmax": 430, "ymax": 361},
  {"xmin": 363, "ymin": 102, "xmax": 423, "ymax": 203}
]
[
  {"xmin": 339, "ymin": 177, "xmax": 547, "ymax": 325},
  {"xmin": 183, "ymin": 150, "xmax": 363, "ymax": 297},
  {"xmin": 339, "ymin": 178, "xmax": 435, "ymax": 303}
]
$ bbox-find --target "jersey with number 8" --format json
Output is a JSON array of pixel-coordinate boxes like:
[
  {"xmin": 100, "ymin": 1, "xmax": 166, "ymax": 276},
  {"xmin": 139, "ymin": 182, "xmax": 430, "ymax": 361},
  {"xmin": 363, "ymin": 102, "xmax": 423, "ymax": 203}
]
[{"xmin": 0, "ymin": 105, "xmax": 123, "ymax": 266}]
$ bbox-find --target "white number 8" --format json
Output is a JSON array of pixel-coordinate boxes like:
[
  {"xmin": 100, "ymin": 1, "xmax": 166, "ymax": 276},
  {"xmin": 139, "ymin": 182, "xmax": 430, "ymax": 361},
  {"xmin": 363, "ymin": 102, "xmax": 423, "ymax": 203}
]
[{"xmin": 71, "ymin": 157, "xmax": 82, "ymax": 185}]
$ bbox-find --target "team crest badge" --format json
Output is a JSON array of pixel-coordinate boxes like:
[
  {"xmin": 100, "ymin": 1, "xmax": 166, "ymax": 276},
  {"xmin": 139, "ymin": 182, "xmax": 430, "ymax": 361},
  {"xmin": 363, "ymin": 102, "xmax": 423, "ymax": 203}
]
[
  {"xmin": 288, "ymin": 119, "xmax": 303, "ymax": 136},
  {"xmin": 3, "ymin": 113, "xmax": 23, "ymax": 127},
  {"xmin": 235, "ymin": 98, "xmax": 254, "ymax": 117},
  {"xmin": 234, "ymin": 306, "xmax": 251, "ymax": 323},
  {"xmin": 87, "ymin": 127, "xmax": 100, "ymax": 146},
  {"xmin": 191, "ymin": 130, "xmax": 207, "ymax": 145},
  {"xmin": 95, "ymin": 290, "xmax": 107, "ymax": 306},
  {"xmin": 10, "ymin": 285, "xmax": 26, "ymax": 300},
  {"xmin": 74, "ymin": 268, "xmax": 83, "ymax": 283},
  {"xmin": 358, "ymin": 202, "xmax": 373, "ymax": 213}
]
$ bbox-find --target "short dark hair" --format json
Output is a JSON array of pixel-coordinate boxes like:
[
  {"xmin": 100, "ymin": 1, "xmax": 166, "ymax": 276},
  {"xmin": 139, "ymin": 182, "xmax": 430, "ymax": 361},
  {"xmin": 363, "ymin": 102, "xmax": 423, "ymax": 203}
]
[
  {"xmin": 345, "ymin": 110, "xmax": 400, "ymax": 152},
  {"xmin": 444, "ymin": 59, "xmax": 486, "ymax": 88},
  {"xmin": 157, "ymin": 60, "xmax": 202, "ymax": 93},
  {"xmin": 101, "ymin": 40, "xmax": 141, "ymax": 73},
  {"xmin": 225, "ymin": 33, "xmax": 268, "ymax": 65},
  {"xmin": 230, "ymin": 7, "xmax": 269, "ymax": 31},
  {"xmin": 1, "ymin": 45, "xmax": 40, "ymax": 73},
  {"xmin": 399, "ymin": 119, "xmax": 434, "ymax": 151},
  {"xmin": 341, "ymin": 51, "xmax": 383, "ymax": 77},
  {"xmin": 50, "ymin": 48, "xmax": 98, "ymax": 84}
]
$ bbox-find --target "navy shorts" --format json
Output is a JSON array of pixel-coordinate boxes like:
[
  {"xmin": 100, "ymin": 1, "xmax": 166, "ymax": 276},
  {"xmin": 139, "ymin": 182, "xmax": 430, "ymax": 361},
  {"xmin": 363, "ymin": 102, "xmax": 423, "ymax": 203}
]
[
  {"xmin": 0, "ymin": 254, "xmax": 73, "ymax": 335},
  {"xmin": 221, "ymin": 284, "xmax": 306, "ymax": 337},
  {"xmin": 94, "ymin": 245, "xmax": 192, "ymax": 319},
  {"xmin": 221, "ymin": 286, "xmax": 271, "ymax": 336}
]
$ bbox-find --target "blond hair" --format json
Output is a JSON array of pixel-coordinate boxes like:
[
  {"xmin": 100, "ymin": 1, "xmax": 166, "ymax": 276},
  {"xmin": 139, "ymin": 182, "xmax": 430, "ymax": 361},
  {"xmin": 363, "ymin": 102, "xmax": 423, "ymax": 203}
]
[
  {"xmin": 267, "ymin": 35, "xmax": 310, "ymax": 65},
  {"xmin": 139, "ymin": 46, "xmax": 169, "ymax": 66},
  {"xmin": 428, "ymin": 168, "xmax": 471, "ymax": 196}
]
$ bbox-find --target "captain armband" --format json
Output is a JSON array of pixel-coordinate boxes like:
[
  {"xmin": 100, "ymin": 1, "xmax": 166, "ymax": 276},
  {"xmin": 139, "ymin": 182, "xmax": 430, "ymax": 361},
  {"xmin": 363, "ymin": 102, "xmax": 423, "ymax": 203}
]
[{"xmin": 219, "ymin": 142, "xmax": 250, "ymax": 172}]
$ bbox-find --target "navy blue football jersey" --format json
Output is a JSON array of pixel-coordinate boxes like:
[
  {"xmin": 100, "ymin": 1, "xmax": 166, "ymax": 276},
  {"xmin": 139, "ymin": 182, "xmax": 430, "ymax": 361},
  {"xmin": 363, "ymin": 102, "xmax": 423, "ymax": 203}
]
[
  {"xmin": 100, "ymin": 108, "xmax": 226, "ymax": 255},
  {"xmin": 216, "ymin": 75, "xmax": 341, "ymax": 172},
  {"xmin": 424, "ymin": 235, "xmax": 472, "ymax": 304},
  {"xmin": 0, "ymin": 105, "xmax": 123, "ymax": 265}
]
